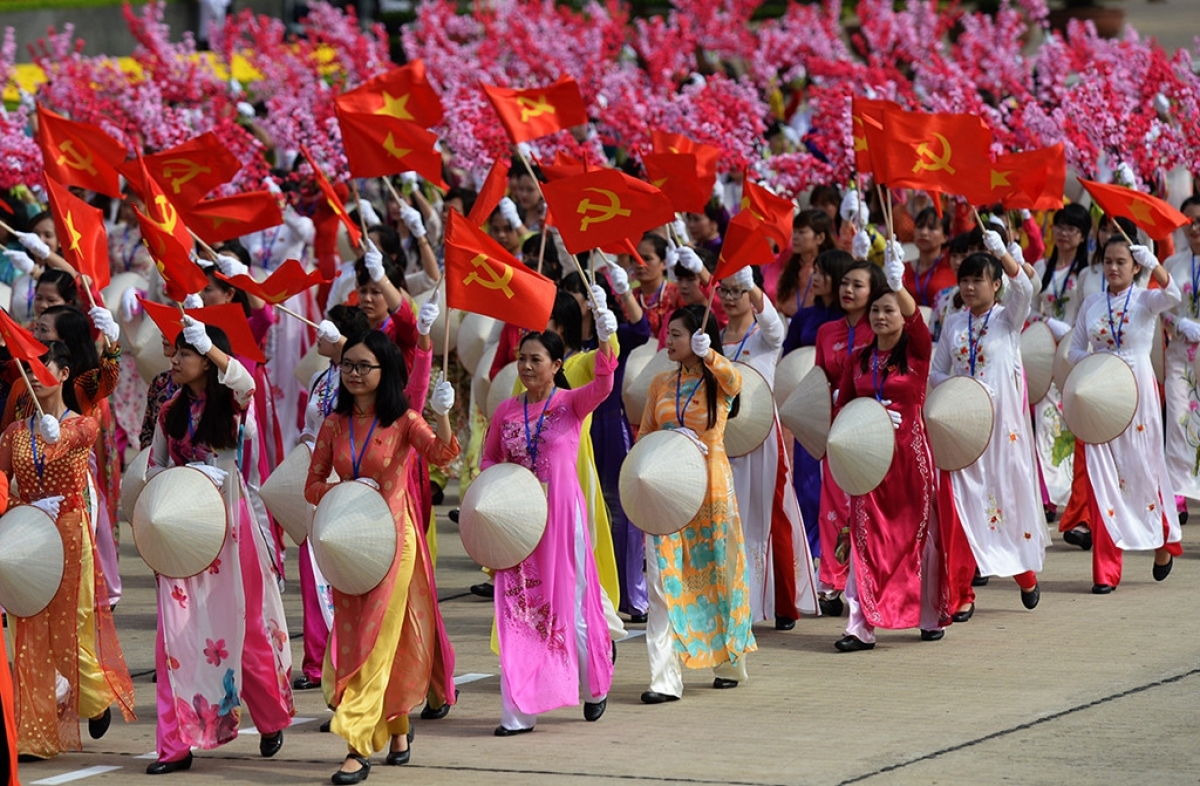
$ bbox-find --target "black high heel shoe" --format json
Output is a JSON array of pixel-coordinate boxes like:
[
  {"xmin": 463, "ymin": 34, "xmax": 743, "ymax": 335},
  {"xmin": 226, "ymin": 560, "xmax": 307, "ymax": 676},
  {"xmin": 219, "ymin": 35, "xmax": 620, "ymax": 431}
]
[
  {"xmin": 385, "ymin": 728, "xmax": 414, "ymax": 766},
  {"xmin": 259, "ymin": 730, "xmax": 283, "ymax": 758},
  {"xmin": 331, "ymin": 754, "xmax": 371, "ymax": 784},
  {"xmin": 146, "ymin": 753, "xmax": 193, "ymax": 775}
]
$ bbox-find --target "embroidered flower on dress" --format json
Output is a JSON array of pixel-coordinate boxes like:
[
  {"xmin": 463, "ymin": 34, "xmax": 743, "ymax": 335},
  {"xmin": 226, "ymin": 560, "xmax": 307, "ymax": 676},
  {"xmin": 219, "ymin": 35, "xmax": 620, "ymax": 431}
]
[
  {"xmin": 171, "ymin": 585, "xmax": 188, "ymax": 608},
  {"xmin": 986, "ymin": 494, "xmax": 1003, "ymax": 530},
  {"xmin": 204, "ymin": 638, "xmax": 229, "ymax": 667}
]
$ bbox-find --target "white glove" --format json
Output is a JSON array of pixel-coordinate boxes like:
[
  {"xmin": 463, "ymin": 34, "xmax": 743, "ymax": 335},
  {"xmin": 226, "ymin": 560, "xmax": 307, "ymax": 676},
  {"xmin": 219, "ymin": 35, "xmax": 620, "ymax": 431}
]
[
  {"xmin": 729, "ymin": 266, "xmax": 755, "ymax": 293},
  {"xmin": 120, "ymin": 287, "xmax": 143, "ymax": 322},
  {"xmin": 3, "ymin": 249, "xmax": 35, "ymax": 275},
  {"xmin": 1044, "ymin": 317, "xmax": 1072, "ymax": 341},
  {"xmin": 430, "ymin": 372, "xmax": 455, "ymax": 416},
  {"xmin": 673, "ymin": 426, "xmax": 709, "ymax": 456},
  {"xmin": 691, "ymin": 330, "xmax": 711, "ymax": 359},
  {"xmin": 15, "ymin": 231, "xmax": 50, "ymax": 261},
  {"xmin": 1008, "ymin": 241, "xmax": 1024, "ymax": 260},
  {"xmin": 183, "ymin": 293, "xmax": 203, "ymax": 310},
  {"xmin": 982, "ymin": 229, "xmax": 1007, "ymax": 258},
  {"xmin": 839, "ymin": 189, "xmax": 869, "ymax": 227},
  {"xmin": 31, "ymin": 495, "xmax": 64, "ymax": 519},
  {"xmin": 884, "ymin": 236, "xmax": 906, "ymax": 268},
  {"xmin": 664, "ymin": 238, "xmax": 680, "ymax": 272},
  {"xmin": 606, "ymin": 262, "xmax": 630, "ymax": 296},
  {"xmin": 399, "ymin": 171, "xmax": 419, "ymax": 188},
  {"xmin": 852, "ymin": 229, "xmax": 871, "ymax": 261},
  {"xmin": 588, "ymin": 284, "xmax": 608, "ymax": 312},
  {"xmin": 1178, "ymin": 318, "xmax": 1200, "ymax": 343},
  {"xmin": 39, "ymin": 415, "xmax": 60, "ymax": 444},
  {"xmin": 192, "ymin": 251, "xmax": 214, "ymax": 269},
  {"xmin": 881, "ymin": 400, "xmax": 902, "ymax": 430},
  {"xmin": 236, "ymin": 101, "xmax": 256, "ymax": 118},
  {"xmin": 182, "ymin": 316, "xmax": 213, "ymax": 355},
  {"xmin": 417, "ymin": 300, "xmax": 439, "ymax": 336},
  {"xmin": 89, "ymin": 306, "xmax": 120, "ymax": 343},
  {"xmin": 316, "ymin": 319, "xmax": 341, "ymax": 344},
  {"xmin": 262, "ymin": 176, "xmax": 282, "ymax": 194},
  {"xmin": 1130, "ymin": 244, "xmax": 1158, "ymax": 271},
  {"xmin": 595, "ymin": 308, "xmax": 617, "ymax": 342},
  {"xmin": 498, "ymin": 196, "xmax": 522, "ymax": 230},
  {"xmin": 399, "ymin": 203, "xmax": 426, "ymax": 239},
  {"xmin": 884, "ymin": 255, "xmax": 905, "ymax": 293},
  {"xmin": 357, "ymin": 198, "xmax": 381, "ymax": 227},
  {"xmin": 187, "ymin": 462, "xmax": 228, "ymax": 489},
  {"xmin": 215, "ymin": 253, "xmax": 249, "ymax": 279},
  {"xmin": 364, "ymin": 238, "xmax": 385, "ymax": 283},
  {"xmin": 672, "ymin": 217, "xmax": 689, "ymax": 244},
  {"xmin": 1019, "ymin": 209, "xmax": 1032, "ymax": 222},
  {"xmin": 677, "ymin": 246, "xmax": 704, "ymax": 274},
  {"xmin": 354, "ymin": 477, "xmax": 380, "ymax": 490}
]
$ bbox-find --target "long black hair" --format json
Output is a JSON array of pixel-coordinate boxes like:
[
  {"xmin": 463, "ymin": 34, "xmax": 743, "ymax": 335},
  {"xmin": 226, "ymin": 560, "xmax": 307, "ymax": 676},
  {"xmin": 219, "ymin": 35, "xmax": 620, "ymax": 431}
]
[
  {"xmin": 165, "ymin": 326, "xmax": 239, "ymax": 449},
  {"xmin": 41, "ymin": 306, "xmax": 100, "ymax": 414},
  {"xmin": 204, "ymin": 267, "xmax": 252, "ymax": 316},
  {"xmin": 668, "ymin": 304, "xmax": 739, "ymax": 430},
  {"xmin": 858, "ymin": 285, "xmax": 912, "ymax": 377},
  {"xmin": 779, "ymin": 209, "xmax": 835, "ymax": 307},
  {"xmin": 333, "ymin": 330, "xmax": 410, "ymax": 427},
  {"xmin": 37, "ymin": 340, "xmax": 72, "ymax": 380},
  {"xmin": 1041, "ymin": 203, "xmax": 1092, "ymax": 294},
  {"xmin": 549, "ymin": 289, "xmax": 584, "ymax": 351},
  {"xmin": 519, "ymin": 330, "xmax": 572, "ymax": 391},
  {"xmin": 814, "ymin": 250, "xmax": 855, "ymax": 312}
]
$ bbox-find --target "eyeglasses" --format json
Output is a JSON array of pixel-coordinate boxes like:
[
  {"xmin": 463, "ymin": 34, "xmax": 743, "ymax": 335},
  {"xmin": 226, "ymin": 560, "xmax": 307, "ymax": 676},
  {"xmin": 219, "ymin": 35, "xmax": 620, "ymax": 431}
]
[
  {"xmin": 1052, "ymin": 225, "xmax": 1082, "ymax": 236},
  {"xmin": 339, "ymin": 361, "xmax": 381, "ymax": 376},
  {"xmin": 717, "ymin": 286, "xmax": 747, "ymax": 298}
]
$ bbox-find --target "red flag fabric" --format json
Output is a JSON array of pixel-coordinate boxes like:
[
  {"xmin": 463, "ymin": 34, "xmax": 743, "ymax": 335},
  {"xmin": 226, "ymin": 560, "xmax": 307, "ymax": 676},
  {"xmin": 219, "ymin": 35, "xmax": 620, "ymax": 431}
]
[
  {"xmin": 713, "ymin": 211, "xmax": 776, "ymax": 281},
  {"xmin": 216, "ymin": 259, "xmax": 330, "ymax": 305},
  {"xmin": 1079, "ymin": 179, "xmax": 1189, "ymax": 242},
  {"xmin": 880, "ymin": 110, "xmax": 992, "ymax": 195},
  {"xmin": 35, "ymin": 105, "xmax": 127, "ymax": 197},
  {"xmin": 141, "ymin": 299, "xmax": 266, "ymax": 364},
  {"xmin": 481, "ymin": 77, "xmax": 588, "ymax": 144},
  {"xmin": 300, "ymin": 146, "xmax": 362, "ymax": 249},
  {"xmin": 0, "ymin": 308, "xmax": 57, "ymax": 386},
  {"xmin": 641, "ymin": 152, "xmax": 710, "ymax": 213},
  {"xmin": 600, "ymin": 237, "xmax": 646, "ymax": 267},
  {"xmin": 134, "ymin": 208, "xmax": 208, "ymax": 302},
  {"xmin": 977, "ymin": 145, "xmax": 1067, "ymax": 211},
  {"xmin": 539, "ymin": 151, "xmax": 589, "ymax": 182},
  {"xmin": 180, "ymin": 192, "xmax": 285, "ymax": 245},
  {"xmin": 140, "ymin": 133, "xmax": 242, "ymax": 207},
  {"xmin": 44, "ymin": 174, "xmax": 110, "ymax": 289},
  {"xmin": 335, "ymin": 108, "xmax": 448, "ymax": 188},
  {"xmin": 541, "ymin": 168, "xmax": 675, "ymax": 254},
  {"xmin": 850, "ymin": 98, "xmax": 900, "ymax": 175},
  {"xmin": 468, "ymin": 157, "xmax": 512, "ymax": 226},
  {"xmin": 443, "ymin": 210, "xmax": 557, "ymax": 333},
  {"xmin": 117, "ymin": 155, "xmax": 195, "ymax": 252},
  {"xmin": 740, "ymin": 179, "xmax": 794, "ymax": 250},
  {"xmin": 649, "ymin": 131, "xmax": 720, "ymax": 182},
  {"xmin": 334, "ymin": 60, "xmax": 444, "ymax": 128}
]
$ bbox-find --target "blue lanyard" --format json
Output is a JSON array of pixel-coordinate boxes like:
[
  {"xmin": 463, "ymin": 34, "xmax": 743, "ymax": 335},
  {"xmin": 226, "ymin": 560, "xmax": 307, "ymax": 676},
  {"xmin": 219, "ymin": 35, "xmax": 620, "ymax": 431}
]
[
  {"xmin": 797, "ymin": 269, "xmax": 814, "ymax": 311},
  {"xmin": 30, "ymin": 410, "xmax": 70, "ymax": 485},
  {"xmin": 1106, "ymin": 285, "xmax": 1133, "ymax": 350},
  {"xmin": 1190, "ymin": 254, "xmax": 1199, "ymax": 316},
  {"xmin": 24, "ymin": 278, "xmax": 34, "ymax": 317},
  {"xmin": 1053, "ymin": 266, "xmax": 1072, "ymax": 304},
  {"xmin": 319, "ymin": 364, "xmax": 337, "ymax": 416},
  {"xmin": 640, "ymin": 280, "xmax": 665, "ymax": 308},
  {"xmin": 258, "ymin": 225, "xmax": 284, "ymax": 271},
  {"xmin": 722, "ymin": 320, "xmax": 758, "ymax": 362},
  {"xmin": 522, "ymin": 388, "xmax": 556, "ymax": 469},
  {"xmin": 870, "ymin": 349, "xmax": 887, "ymax": 402},
  {"xmin": 348, "ymin": 414, "xmax": 378, "ymax": 480},
  {"xmin": 675, "ymin": 367, "xmax": 701, "ymax": 427},
  {"xmin": 967, "ymin": 306, "xmax": 993, "ymax": 377},
  {"xmin": 916, "ymin": 259, "xmax": 939, "ymax": 305},
  {"xmin": 844, "ymin": 317, "xmax": 856, "ymax": 360}
]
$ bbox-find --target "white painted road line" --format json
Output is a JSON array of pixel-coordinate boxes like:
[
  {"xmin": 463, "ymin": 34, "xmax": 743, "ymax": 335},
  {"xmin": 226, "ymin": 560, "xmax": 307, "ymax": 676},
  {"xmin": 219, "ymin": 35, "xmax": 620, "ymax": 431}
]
[
  {"xmin": 31, "ymin": 766, "xmax": 122, "ymax": 785},
  {"xmin": 453, "ymin": 672, "xmax": 493, "ymax": 685},
  {"xmin": 135, "ymin": 752, "xmax": 158, "ymax": 759},
  {"xmin": 620, "ymin": 629, "xmax": 646, "ymax": 641},
  {"xmin": 240, "ymin": 716, "xmax": 316, "ymax": 735}
]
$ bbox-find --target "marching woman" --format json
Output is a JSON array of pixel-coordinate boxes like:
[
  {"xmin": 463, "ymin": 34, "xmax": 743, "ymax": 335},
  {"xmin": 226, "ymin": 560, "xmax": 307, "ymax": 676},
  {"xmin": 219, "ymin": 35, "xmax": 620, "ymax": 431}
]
[
  {"xmin": 634, "ymin": 233, "xmax": 682, "ymax": 348},
  {"xmin": 833, "ymin": 242, "xmax": 946, "ymax": 651},
  {"xmin": 638, "ymin": 304, "xmax": 755, "ymax": 702},
  {"xmin": 482, "ymin": 302, "xmax": 621, "ymax": 734},
  {"xmin": 774, "ymin": 209, "xmax": 836, "ymax": 319},
  {"xmin": 930, "ymin": 233, "xmax": 1046, "ymax": 622},
  {"xmin": 0, "ymin": 342, "xmax": 135, "ymax": 761},
  {"xmin": 305, "ymin": 330, "xmax": 459, "ymax": 781},
  {"xmin": 1161, "ymin": 196, "xmax": 1200, "ymax": 520},
  {"xmin": 1066, "ymin": 237, "xmax": 1182, "ymax": 594},
  {"xmin": 903, "ymin": 207, "xmax": 957, "ymax": 309},
  {"xmin": 146, "ymin": 319, "xmax": 293, "ymax": 774}
]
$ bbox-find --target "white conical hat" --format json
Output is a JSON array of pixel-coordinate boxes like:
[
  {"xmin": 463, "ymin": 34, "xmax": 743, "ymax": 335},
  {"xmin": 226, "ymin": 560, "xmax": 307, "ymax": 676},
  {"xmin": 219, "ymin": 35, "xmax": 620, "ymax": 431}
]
[
  {"xmin": 1052, "ymin": 331, "xmax": 1075, "ymax": 393},
  {"xmin": 119, "ymin": 446, "xmax": 151, "ymax": 524},
  {"xmin": 1152, "ymin": 316, "xmax": 1165, "ymax": 385},
  {"xmin": 458, "ymin": 463, "xmax": 548, "ymax": 570},
  {"xmin": 620, "ymin": 429, "xmax": 709, "ymax": 536},
  {"xmin": 724, "ymin": 362, "xmax": 774, "ymax": 458},
  {"xmin": 414, "ymin": 286, "xmax": 460, "ymax": 355},
  {"xmin": 132, "ymin": 466, "xmax": 228, "ymax": 578},
  {"xmin": 621, "ymin": 342, "xmax": 659, "ymax": 403},
  {"xmin": 457, "ymin": 312, "xmax": 499, "ymax": 376},
  {"xmin": 826, "ymin": 398, "xmax": 896, "ymax": 496},
  {"xmin": 8, "ymin": 275, "xmax": 35, "ymax": 325},
  {"xmin": 134, "ymin": 317, "xmax": 171, "ymax": 384},
  {"xmin": 779, "ymin": 367, "xmax": 832, "ymax": 460},
  {"xmin": 294, "ymin": 343, "xmax": 327, "ymax": 387},
  {"xmin": 311, "ymin": 481, "xmax": 397, "ymax": 595},
  {"xmin": 485, "ymin": 361, "xmax": 520, "ymax": 418},
  {"xmin": 1020, "ymin": 321, "xmax": 1056, "ymax": 404},
  {"xmin": 773, "ymin": 347, "xmax": 816, "ymax": 408},
  {"xmin": 0, "ymin": 505, "xmax": 64, "ymax": 618},
  {"xmin": 260, "ymin": 443, "xmax": 316, "ymax": 547},
  {"xmin": 472, "ymin": 342, "xmax": 499, "ymax": 412},
  {"xmin": 1062, "ymin": 352, "xmax": 1138, "ymax": 444},
  {"xmin": 925, "ymin": 376, "xmax": 994, "ymax": 471},
  {"xmin": 0, "ymin": 282, "xmax": 11, "ymax": 313},
  {"xmin": 100, "ymin": 272, "xmax": 149, "ymax": 324},
  {"xmin": 623, "ymin": 348, "xmax": 674, "ymax": 426}
]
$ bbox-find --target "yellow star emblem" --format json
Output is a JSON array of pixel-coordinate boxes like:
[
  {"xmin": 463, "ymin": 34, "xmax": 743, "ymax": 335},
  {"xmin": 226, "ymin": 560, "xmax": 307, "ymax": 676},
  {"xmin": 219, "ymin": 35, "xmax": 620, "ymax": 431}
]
[
  {"xmin": 376, "ymin": 92, "xmax": 414, "ymax": 121},
  {"xmin": 383, "ymin": 133, "xmax": 412, "ymax": 161},
  {"xmin": 1127, "ymin": 200, "xmax": 1155, "ymax": 225}
]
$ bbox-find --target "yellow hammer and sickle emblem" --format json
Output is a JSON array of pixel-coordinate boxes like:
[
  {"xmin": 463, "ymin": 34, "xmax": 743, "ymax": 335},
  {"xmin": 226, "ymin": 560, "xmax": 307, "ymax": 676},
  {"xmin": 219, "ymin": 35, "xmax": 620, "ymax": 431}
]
[
  {"xmin": 912, "ymin": 133, "xmax": 955, "ymax": 175},
  {"xmin": 160, "ymin": 158, "xmax": 212, "ymax": 194},
  {"xmin": 462, "ymin": 254, "xmax": 514, "ymax": 298},
  {"xmin": 64, "ymin": 210, "xmax": 83, "ymax": 254},
  {"xmin": 516, "ymin": 95, "xmax": 555, "ymax": 123},
  {"xmin": 376, "ymin": 91, "xmax": 414, "ymax": 120},
  {"xmin": 577, "ymin": 188, "xmax": 631, "ymax": 232},
  {"xmin": 382, "ymin": 133, "xmax": 412, "ymax": 161},
  {"xmin": 152, "ymin": 195, "xmax": 179, "ymax": 234},
  {"xmin": 56, "ymin": 139, "xmax": 97, "ymax": 176}
]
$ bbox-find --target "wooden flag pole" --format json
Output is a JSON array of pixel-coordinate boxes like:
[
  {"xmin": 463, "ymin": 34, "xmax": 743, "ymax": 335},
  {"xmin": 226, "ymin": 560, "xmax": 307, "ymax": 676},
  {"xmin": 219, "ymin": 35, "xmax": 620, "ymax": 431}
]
[
  {"xmin": 15, "ymin": 359, "xmax": 45, "ymax": 418},
  {"xmin": 439, "ymin": 275, "xmax": 452, "ymax": 377},
  {"xmin": 534, "ymin": 228, "xmax": 549, "ymax": 276},
  {"xmin": 349, "ymin": 180, "xmax": 370, "ymax": 251},
  {"xmin": 275, "ymin": 303, "xmax": 320, "ymax": 329}
]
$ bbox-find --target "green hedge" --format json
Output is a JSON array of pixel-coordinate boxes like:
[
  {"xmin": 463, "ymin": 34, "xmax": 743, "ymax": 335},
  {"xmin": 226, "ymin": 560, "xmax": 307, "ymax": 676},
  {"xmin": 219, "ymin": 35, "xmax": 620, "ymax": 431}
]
[{"xmin": 0, "ymin": 0, "xmax": 169, "ymax": 13}]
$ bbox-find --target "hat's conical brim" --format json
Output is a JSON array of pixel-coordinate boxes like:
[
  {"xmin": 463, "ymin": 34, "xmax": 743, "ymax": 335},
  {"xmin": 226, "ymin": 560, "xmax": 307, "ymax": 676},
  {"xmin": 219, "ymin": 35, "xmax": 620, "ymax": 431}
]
[
  {"xmin": 826, "ymin": 398, "xmax": 895, "ymax": 496},
  {"xmin": 1020, "ymin": 321, "xmax": 1056, "ymax": 404},
  {"xmin": 780, "ymin": 368, "xmax": 832, "ymax": 460},
  {"xmin": 459, "ymin": 463, "xmax": 548, "ymax": 570},
  {"xmin": 620, "ymin": 430, "xmax": 708, "ymax": 536},
  {"xmin": 623, "ymin": 349, "xmax": 674, "ymax": 427},
  {"xmin": 486, "ymin": 361, "xmax": 521, "ymax": 419},
  {"xmin": 260, "ymin": 443, "xmax": 317, "ymax": 547},
  {"xmin": 1052, "ymin": 332, "xmax": 1075, "ymax": 393},
  {"xmin": 725, "ymin": 362, "xmax": 775, "ymax": 458},
  {"xmin": 0, "ymin": 506, "xmax": 63, "ymax": 618},
  {"xmin": 457, "ymin": 313, "xmax": 498, "ymax": 376},
  {"xmin": 311, "ymin": 482, "xmax": 396, "ymax": 595},
  {"xmin": 132, "ymin": 466, "xmax": 228, "ymax": 578},
  {"xmin": 472, "ymin": 343, "xmax": 500, "ymax": 412},
  {"xmin": 925, "ymin": 376, "xmax": 994, "ymax": 471},
  {"xmin": 774, "ymin": 347, "xmax": 816, "ymax": 408},
  {"xmin": 294, "ymin": 344, "xmax": 326, "ymax": 387},
  {"xmin": 1062, "ymin": 353, "xmax": 1138, "ymax": 444},
  {"xmin": 119, "ymin": 446, "xmax": 151, "ymax": 524}
]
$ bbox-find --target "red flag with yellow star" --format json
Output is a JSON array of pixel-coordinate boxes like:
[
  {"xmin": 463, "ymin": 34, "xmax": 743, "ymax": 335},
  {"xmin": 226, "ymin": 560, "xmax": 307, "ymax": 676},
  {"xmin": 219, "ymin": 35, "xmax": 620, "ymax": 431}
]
[
  {"xmin": 713, "ymin": 210, "xmax": 776, "ymax": 281},
  {"xmin": 35, "ymin": 105, "xmax": 127, "ymax": 197},
  {"xmin": 649, "ymin": 131, "xmax": 720, "ymax": 181},
  {"xmin": 180, "ymin": 192, "xmax": 285, "ymax": 245},
  {"xmin": 641, "ymin": 152, "xmax": 709, "ymax": 213},
  {"xmin": 141, "ymin": 133, "xmax": 242, "ymax": 207},
  {"xmin": 216, "ymin": 258, "xmax": 329, "ymax": 305},
  {"xmin": 482, "ymin": 77, "xmax": 588, "ymax": 144},
  {"xmin": 0, "ymin": 308, "xmax": 57, "ymax": 386},
  {"xmin": 141, "ymin": 299, "xmax": 266, "ymax": 363},
  {"xmin": 43, "ymin": 174, "xmax": 110, "ymax": 289},
  {"xmin": 879, "ymin": 110, "xmax": 992, "ymax": 194},
  {"xmin": 134, "ymin": 208, "xmax": 208, "ymax": 302},
  {"xmin": 300, "ymin": 146, "xmax": 362, "ymax": 249},
  {"xmin": 541, "ymin": 168, "xmax": 674, "ymax": 254},
  {"xmin": 850, "ymin": 98, "xmax": 900, "ymax": 175},
  {"xmin": 741, "ymin": 179, "xmax": 794, "ymax": 250},
  {"xmin": 334, "ymin": 108, "xmax": 448, "ymax": 188},
  {"xmin": 334, "ymin": 60, "xmax": 444, "ymax": 128},
  {"xmin": 964, "ymin": 145, "xmax": 1065, "ymax": 210},
  {"xmin": 1080, "ymin": 179, "xmax": 1189, "ymax": 241}
]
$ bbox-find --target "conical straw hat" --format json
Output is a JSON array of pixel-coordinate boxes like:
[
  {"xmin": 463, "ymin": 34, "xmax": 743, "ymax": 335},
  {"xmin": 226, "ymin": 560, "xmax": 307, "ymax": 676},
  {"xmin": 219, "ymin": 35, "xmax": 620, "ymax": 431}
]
[
  {"xmin": 725, "ymin": 362, "xmax": 775, "ymax": 458},
  {"xmin": 622, "ymin": 342, "xmax": 659, "ymax": 402},
  {"xmin": 486, "ymin": 361, "xmax": 520, "ymax": 418},
  {"xmin": 101, "ymin": 272, "xmax": 149, "ymax": 323},
  {"xmin": 457, "ymin": 312, "xmax": 498, "ymax": 376},
  {"xmin": 1019, "ymin": 321, "xmax": 1056, "ymax": 404},
  {"xmin": 620, "ymin": 430, "xmax": 708, "ymax": 536},
  {"xmin": 458, "ymin": 463, "xmax": 548, "ymax": 570},
  {"xmin": 779, "ymin": 367, "xmax": 832, "ymax": 460},
  {"xmin": 472, "ymin": 343, "xmax": 499, "ymax": 412},
  {"xmin": 925, "ymin": 376, "xmax": 994, "ymax": 471},
  {"xmin": 0, "ymin": 506, "xmax": 64, "ymax": 618},
  {"xmin": 774, "ymin": 347, "xmax": 815, "ymax": 408},
  {"xmin": 134, "ymin": 317, "xmax": 171, "ymax": 384},
  {"xmin": 132, "ymin": 466, "xmax": 228, "ymax": 578},
  {"xmin": 1052, "ymin": 331, "xmax": 1075, "ymax": 393},
  {"xmin": 0, "ymin": 282, "xmax": 11, "ymax": 314},
  {"xmin": 8, "ymin": 275, "xmax": 34, "ymax": 325},
  {"xmin": 260, "ymin": 443, "xmax": 316, "ymax": 547},
  {"xmin": 826, "ymin": 398, "xmax": 896, "ymax": 496},
  {"xmin": 414, "ymin": 286, "xmax": 460, "ymax": 355},
  {"xmin": 1152, "ymin": 316, "xmax": 1165, "ymax": 385},
  {"xmin": 623, "ymin": 348, "xmax": 674, "ymax": 426},
  {"xmin": 1061, "ymin": 353, "xmax": 1138, "ymax": 444},
  {"xmin": 311, "ymin": 481, "xmax": 396, "ymax": 595},
  {"xmin": 119, "ymin": 446, "xmax": 151, "ymax": 524},
  {"xmin": 918, "ymin": 305, "xmax": 933, "ymax": 328},
  {"xmin": 294, "ymin": 343, "xmax": 327, "ymax": 387}
]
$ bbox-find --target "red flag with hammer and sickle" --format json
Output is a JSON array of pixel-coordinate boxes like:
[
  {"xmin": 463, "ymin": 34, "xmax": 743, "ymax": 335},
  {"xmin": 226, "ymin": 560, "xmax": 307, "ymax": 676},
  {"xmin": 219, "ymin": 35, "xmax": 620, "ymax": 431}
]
[
  {"xmin": 541, "ymin": 168, "xmax": 675, "ymax": 255},
  {"xmin": 972, "ymin": 145, "xmax": 1067, "ymax": 211},
  {"xmin": 134, "ymin": 208, "xmax": 208, "ymax": 302},
  {"xmin": 740, "ymin": 179, "xmax": 794, "ymax": 250},
  {"xmin": 1079, "ymin": 179, "xmax": 1189, "ymax": 242},
  {"xmin": 539, "ymin": 151, "xmax": 589, "ymax": 182},
  {"xmin": 300, "ymin": 146, "xmax": 362, "ymax": 249},
  {"xmin": 879, "ymin": 110, "xmax": 992, "ymax": 195},
  {"xmin": 850, "ymin": 98, "xmax": 901, "ymax": 175},
  {"xmin": 335, "ymin": 60, "xmax": 444, "ymax": 128},
  {"xmin": 713, "ymin": 210, "xmax": 776, "ymax": 281},
  {"xmin": 141, "ymin": 133, "xmax": 242, "ymax": 207},
  {"xmin": 35, "ymin": 105, "xmax": 127, "ymax": 197},
  {"xmin": 44, "ymin": 174, "xmax": 111, "ymax": 289},
  {"xmin": 335, "ymin": 108, "xmax": 448, "ymax": 188},
  {"xmin": 181, "ymin": 192, "xmax": 284, "ymax": 245},
  {"xmin": 443, "ymin": 210, "xmax": 557, "ymax": 333},
  {"xmin": 216, "ymin": 258, "xmax": 329, "ymax": 305},
  {"xmin": 140, "ymin": 299, "xmax": 266, "ymax": 363},
  {"xmin": 118, "ymin": 155, "xmax": 196, "ymax": 252},
  {"xmin": 481, "ymin": 77, "xmax": 588, "ymax": 144},
  {"xmin": 0, "ymin": 308, "xmax": 57, "ymax": 387},
  {"xmin": 467, "ymin": 157, "xmax": 512, "ymax": 227}
]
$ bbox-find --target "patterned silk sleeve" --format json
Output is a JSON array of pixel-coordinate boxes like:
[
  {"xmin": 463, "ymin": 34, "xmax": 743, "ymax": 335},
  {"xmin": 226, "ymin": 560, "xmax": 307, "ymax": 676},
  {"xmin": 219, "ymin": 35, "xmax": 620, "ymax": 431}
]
[{"xmin": 75, "ymin": 343, "xmax": 122, "ymax": 415}]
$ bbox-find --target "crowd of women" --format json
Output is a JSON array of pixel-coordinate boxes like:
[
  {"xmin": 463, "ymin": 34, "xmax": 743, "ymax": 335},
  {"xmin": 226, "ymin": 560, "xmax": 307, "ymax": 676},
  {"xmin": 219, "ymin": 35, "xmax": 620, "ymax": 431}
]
[{"xmin": 0, "ymin": 159, "xmax": 1195, "ymax": 784}]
